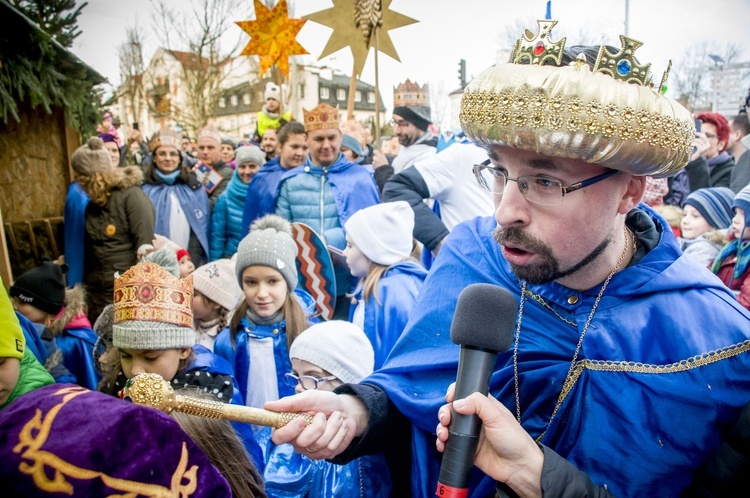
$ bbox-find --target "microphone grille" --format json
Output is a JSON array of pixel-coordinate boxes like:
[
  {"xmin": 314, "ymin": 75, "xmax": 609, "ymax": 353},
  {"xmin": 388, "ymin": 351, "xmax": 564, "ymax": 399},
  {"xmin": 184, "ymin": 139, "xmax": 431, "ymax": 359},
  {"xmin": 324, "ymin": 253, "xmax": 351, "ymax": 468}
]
[{"xmin": 450, "ymin": 283, "xmax": 518, "ymax": 352}]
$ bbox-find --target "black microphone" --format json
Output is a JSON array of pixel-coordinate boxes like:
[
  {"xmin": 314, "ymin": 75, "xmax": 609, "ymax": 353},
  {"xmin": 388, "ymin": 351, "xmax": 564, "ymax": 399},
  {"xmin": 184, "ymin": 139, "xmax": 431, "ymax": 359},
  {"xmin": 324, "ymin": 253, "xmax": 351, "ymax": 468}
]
[{"xmin": 436, "ymin": 283, "xmax": 518, "ymax": 498}]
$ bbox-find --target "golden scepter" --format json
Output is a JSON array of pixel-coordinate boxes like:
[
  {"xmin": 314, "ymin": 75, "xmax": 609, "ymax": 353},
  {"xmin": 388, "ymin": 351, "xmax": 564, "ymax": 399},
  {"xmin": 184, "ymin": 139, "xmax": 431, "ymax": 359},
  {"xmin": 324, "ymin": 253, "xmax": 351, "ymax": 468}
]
[{"xmin": 120, "ymin": 372, "xmax": 313, "ymax": 428}]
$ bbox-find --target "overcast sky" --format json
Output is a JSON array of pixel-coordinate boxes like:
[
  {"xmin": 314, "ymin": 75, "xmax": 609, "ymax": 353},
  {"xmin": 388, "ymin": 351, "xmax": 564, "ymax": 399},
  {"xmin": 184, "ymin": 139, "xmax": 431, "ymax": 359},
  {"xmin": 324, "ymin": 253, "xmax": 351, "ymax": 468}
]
[{"xmin": 70, "ymin": 0, "xmax": 750, "ymax": 121}]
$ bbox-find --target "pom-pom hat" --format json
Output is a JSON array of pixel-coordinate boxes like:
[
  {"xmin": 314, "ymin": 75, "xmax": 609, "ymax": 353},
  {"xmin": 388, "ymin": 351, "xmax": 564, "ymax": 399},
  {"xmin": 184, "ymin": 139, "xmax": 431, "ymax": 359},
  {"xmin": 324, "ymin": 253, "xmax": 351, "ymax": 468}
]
[
  {"xmin": 71, "ymin": 137, "xmax": 113, "ymax": 175},
  {"xmin": 460, "ymin": 20, "xmax": 694, "ymax": 178},
  {"xmin": 235, "ymin": 215, "xmax": 299, "ymax": 290}
]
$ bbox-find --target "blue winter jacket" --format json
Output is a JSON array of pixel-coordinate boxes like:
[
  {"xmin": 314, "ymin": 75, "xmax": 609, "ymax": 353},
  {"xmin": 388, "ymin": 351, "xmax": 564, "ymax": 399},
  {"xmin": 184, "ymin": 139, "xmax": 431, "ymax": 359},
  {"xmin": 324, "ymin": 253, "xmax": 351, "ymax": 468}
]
[
  {"xmin": 240, "ymin": 157, "xmax": 288, "ymax": 237},
  {"xmin": 275, "ymin": 154, "xmax": 380, "ymax": 295},
  {"xmin": 255, "ymin": 426, "xmax": 392, "ymax": 497},
  {"xmin": 56, "ymin": 325, "xmax": 100, "ymax": 390},
  {"xmin": 210, "ymin": 168, "xmax": 250, "ymax": 259},
  {"xmin": 214, "ymin": 289, "xmax": 319, "ymax": 406},
  {"xmin": 360, "ymin": 206, "xmax": 750, "ymax": 497},
  {"xmin": 349, "ymin": 260, "xmax": 428, "ymax": 369}
]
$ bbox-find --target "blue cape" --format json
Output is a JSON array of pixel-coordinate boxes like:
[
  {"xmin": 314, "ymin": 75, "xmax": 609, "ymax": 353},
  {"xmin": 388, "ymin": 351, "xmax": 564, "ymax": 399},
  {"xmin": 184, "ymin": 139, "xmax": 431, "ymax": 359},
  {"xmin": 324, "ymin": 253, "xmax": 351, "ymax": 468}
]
[
  {"xmin": 63, "ymin": 182, "xmax": 90, "ymax": 287},
  {"xmin": 240, "ymin": 157, "xmax": 288, "ymax": 237},
  {"xmin": 349, "ymin": 261, "xmax": 428, "ymax": 369},
  {"xmin": 56, "ymin": 327, "xmax": 100, "ymax": 390},
  {"xmin": 363, "ymin": 207, "xmax": 750, "ymax": 497},
  {"xmin": 142, "ymin": 183, "xmax": 211, "ymax": 258}
]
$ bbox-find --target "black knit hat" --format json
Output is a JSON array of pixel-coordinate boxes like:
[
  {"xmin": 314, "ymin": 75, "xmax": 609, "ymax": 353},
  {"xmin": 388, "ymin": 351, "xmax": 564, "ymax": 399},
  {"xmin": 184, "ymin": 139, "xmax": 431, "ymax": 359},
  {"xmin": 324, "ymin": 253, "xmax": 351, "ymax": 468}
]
[
  {"xmin": 393, "ymin": 106, "xmax": 432, "ymax": 131},
  {"xmin": 9, "ymin": 261, "xmax": 67, "ymax": 315}
]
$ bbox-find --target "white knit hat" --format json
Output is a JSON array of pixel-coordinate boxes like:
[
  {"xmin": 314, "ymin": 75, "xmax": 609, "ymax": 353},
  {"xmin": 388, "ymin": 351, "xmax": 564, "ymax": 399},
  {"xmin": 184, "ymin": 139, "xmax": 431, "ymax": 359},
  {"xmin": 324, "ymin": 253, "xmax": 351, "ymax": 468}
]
[
  {"xmin": 289, "ymin": 321, "xmax": 374, "ymax": 384},
  {"xmin": 235, "ymin": 145, "xmax": 266, "ymax": 167},
  {"xmin": 264, "ymin": 82, "xmax": 281, "ymax": 101},
  {"xmin": 192, "ymin": 259, "xmax": 243, "ymax": 311},
  {"xmin": 344, "ymin": 201, "xmax": 415, "ymax": 266}
]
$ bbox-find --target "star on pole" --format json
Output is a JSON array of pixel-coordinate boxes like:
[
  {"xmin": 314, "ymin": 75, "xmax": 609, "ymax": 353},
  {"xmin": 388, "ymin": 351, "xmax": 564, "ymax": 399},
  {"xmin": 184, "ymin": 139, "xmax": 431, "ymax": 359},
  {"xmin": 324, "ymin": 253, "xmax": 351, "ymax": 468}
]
[
  {"xmin": 236, "ymin": 0, "xmax": 309, "ymax": 78},
  {"xmin": 305, "ymin": 0, "xmax": 417, "ymax": 77}
]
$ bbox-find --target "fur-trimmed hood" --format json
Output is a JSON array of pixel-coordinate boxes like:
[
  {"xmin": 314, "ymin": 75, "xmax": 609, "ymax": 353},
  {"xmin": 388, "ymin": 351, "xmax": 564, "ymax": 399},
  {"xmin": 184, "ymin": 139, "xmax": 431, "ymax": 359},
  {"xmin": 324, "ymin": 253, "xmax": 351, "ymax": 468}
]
[
  {"xmin": 107, "ymin": 166, "xmax": 144, "ymax": 190},
  {"xmin": 78, "ymin": 166, "xmax": 144, "ymax": 206},
  {"xmin": 50, "ymin": 285, "xmax": 91, "ymax": 334}
]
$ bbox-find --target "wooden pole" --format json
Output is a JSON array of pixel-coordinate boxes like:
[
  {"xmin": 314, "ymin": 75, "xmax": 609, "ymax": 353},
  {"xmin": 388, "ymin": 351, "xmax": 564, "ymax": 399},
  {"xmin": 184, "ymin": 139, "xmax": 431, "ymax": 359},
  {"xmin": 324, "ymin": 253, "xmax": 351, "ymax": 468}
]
[
  {"xmin": 347, "ymin": 70, "xmax": 357, "ymax": 120},
  {"xmin": 374, "ymin": 27, "xmax": 381, "ymax": 142}
]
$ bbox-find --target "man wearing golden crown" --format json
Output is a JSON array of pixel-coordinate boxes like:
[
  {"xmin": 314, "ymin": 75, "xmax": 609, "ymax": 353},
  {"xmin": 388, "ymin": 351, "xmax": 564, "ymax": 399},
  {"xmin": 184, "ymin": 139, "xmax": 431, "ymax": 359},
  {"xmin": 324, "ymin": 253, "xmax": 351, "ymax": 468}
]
[
  {"xmin": 268, "ymin": 22, "xmax": 750, "ymax": 497},
  {"xmin": 274, "ymin": 103, "xmax": 380, "ymax": 318}
]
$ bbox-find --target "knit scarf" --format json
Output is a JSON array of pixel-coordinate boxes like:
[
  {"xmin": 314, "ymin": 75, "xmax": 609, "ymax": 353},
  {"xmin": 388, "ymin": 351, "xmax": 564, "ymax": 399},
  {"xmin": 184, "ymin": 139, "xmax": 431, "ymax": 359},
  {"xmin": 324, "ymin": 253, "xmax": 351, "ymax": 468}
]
[
  {"xmin": 245, "ymin": 308, "xmax": 284, "ymax": 326},
  {"xmin": 711, "ymin": 238, "xmax": 750, "ymax": 281},
  {"xmin": 261, "ymin": 104, "xmax": 280, "ymax": 120},
  {"xmin": 708, "ymin": 152, "xmax": 731, "ymax": 170},
  {"xmin": 227, "ymin": 169, "xmax": 250, "ymax": 205}
]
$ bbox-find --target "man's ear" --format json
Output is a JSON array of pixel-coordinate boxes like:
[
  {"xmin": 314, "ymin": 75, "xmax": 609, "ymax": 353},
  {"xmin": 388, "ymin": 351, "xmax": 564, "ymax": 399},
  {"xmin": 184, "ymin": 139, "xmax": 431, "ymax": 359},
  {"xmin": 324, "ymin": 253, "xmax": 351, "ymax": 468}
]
[{"xmin": 618, "ymin": 174, "xmax": 647, "ymax": 214}]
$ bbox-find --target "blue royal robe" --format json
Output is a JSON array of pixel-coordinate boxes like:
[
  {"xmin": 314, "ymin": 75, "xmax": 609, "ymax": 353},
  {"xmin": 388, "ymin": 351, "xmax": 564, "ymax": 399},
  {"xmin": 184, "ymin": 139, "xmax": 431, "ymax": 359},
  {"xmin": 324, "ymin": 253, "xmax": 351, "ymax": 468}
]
[
  {"xmin": 362, "ymin": 206, "xmax": 750, "ymax": 497},
  {"xmin": 240, "ymin": 157, "xmax": 288, "ymax": 237}
]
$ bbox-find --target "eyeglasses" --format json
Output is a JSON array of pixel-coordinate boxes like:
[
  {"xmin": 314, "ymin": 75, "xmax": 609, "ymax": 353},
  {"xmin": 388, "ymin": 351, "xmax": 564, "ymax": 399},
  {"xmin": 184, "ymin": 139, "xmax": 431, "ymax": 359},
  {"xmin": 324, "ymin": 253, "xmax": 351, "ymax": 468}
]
[
  {"xmin": 156, "ymin": 150, "xmax": 181, "ymax": 158},
  {"xmin": 391, "ymin": 118, "xmax": 411, "ymax": 128},
  {"xmin": 284, "ymin": 373, "xmax": 337, "ymax": 390},
  {"xmin": 704, "ymin": 132, "xmax": 718, "ymax": 140},
  {"xmin": 472, "ymin": 160, "xmax": 619, "ymax": 206}
]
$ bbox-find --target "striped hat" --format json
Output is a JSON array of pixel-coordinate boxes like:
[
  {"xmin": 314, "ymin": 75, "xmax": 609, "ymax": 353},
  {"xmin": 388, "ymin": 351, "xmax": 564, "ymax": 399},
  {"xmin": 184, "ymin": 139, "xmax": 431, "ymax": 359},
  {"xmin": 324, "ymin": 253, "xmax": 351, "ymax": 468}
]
[
  {"xmin": 733, "ymin": 185, "xmax": 750, "ymax": 231},
  {"xmin": 683, "ymin": 187, "xmax": 735, "ymax": 229}
]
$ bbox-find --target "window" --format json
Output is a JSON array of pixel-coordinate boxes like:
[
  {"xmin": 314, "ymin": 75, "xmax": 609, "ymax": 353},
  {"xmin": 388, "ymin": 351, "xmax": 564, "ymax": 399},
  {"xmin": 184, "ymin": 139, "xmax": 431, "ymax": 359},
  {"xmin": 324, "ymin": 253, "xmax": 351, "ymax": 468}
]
[
  {"xmin": 320, "ymin": 87, "xmax": 330, "ymax": 99},
  {"xmin": 219, "ymin": 97, "xmax": 226, "ymax": 108},
  {"xmin": 355, "ymin": 90, "xmax": 362, "ymax": 102},
  {"xmin": 336, "ymin": 88, "xmax": 346, "ymax": 101},
  {"xmin": 367, "ymin": 92, "xmax": 375, "ymax": 103},
  {"xmin": 230, "ymin": 95, "xmax": 238, "ymax": 106},
  {"xmin": 243, "ymin": 93, "xmax": 251, "ymax": 105},
  {"xmin": 297, "ymin": 83, "xmax": 305, "ymax": 99}
]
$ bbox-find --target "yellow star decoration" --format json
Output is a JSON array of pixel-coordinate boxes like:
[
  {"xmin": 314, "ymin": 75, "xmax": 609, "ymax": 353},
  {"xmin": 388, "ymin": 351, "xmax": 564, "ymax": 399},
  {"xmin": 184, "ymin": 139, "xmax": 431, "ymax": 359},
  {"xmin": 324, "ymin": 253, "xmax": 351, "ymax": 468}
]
[
  {"xmin": 305, "ymin": 0, "xmax": 417, "ymax": 77},
  {"xmin": 236, "ymin": 0, "xmax": 309, "ymax": 78}
]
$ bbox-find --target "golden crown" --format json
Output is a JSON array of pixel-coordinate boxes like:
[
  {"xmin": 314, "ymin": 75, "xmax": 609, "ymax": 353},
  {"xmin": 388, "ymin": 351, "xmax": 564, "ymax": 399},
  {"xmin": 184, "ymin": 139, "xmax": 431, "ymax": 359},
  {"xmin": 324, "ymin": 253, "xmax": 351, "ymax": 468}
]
[
  {"xmin": 149, "ymin": 129, "xmax": 181, "ymax": 152},
  {"xmin": 113, "ymin": 261, "xmax": 193, "ymax": 329},
  {"xmin": 511, "ymin": 20, "xmax": 670, "ymax": 91},
  {"xmin": 460, "ymin": 20, "xmax": 693, "ymax": 178},
  {"xmin": 394, "ymin": 79, "xmax": 429, "ymax": 108},
  {"xmin": 197, "ymin": 126, "xmax": 222, "ymax": 144},
  {"xmin": 303, "ymin": 103, "xmax": 340, "ymax": 132}
]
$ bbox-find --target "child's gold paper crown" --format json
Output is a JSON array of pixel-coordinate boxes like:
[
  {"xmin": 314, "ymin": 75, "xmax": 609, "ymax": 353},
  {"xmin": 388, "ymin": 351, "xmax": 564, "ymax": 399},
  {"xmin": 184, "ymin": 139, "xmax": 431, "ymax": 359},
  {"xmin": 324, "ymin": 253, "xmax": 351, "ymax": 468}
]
[{"xmin": 113, "ymin": 261, "xmax": 193, "ymax": 329}]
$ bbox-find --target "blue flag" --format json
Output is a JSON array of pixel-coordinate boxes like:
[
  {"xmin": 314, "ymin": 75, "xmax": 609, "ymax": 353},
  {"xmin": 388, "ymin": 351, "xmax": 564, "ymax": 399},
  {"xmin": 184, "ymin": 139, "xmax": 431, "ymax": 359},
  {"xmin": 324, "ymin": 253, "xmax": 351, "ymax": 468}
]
[{"xmin": 545, "ymin": 1, "xmax": 552, "ymax": 19}]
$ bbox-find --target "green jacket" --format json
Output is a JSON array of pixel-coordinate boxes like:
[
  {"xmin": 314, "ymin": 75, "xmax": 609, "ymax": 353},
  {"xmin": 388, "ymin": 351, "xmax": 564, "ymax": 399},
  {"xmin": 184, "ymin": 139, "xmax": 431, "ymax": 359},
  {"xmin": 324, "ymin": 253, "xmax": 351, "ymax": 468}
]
[{"xmin": 1, "ymin": 348, "xmax": 54, "ymax": 409}]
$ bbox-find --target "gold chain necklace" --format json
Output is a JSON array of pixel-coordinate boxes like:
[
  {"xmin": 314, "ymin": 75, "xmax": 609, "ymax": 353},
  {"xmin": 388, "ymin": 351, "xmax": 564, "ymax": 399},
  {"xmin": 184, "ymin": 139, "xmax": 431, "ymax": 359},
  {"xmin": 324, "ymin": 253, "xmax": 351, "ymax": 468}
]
[{"xmin": 513, "ymin": 226, "xmax": 635, "ymax": 441}]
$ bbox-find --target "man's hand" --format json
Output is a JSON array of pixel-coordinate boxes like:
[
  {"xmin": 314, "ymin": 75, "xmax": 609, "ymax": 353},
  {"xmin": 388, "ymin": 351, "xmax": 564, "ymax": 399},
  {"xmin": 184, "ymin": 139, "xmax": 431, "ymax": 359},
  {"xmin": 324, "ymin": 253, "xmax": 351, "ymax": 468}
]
[
  {"xmin": 372, "ymin": 149, "xmax": 389, "ymax": 169},
  {"xmin": 266, "ymin": 391, "xmax": 369, "ymax": 461},
  {"xmin": 436, "ymin": 383, "xmax": 544, "ymax": 498}
]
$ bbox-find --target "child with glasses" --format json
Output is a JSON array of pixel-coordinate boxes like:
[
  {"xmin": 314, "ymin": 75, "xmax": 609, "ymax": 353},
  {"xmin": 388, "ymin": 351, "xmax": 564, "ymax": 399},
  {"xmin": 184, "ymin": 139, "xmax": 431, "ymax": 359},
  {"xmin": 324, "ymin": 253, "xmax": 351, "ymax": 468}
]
[{"xmin": 257, "ymin": 320, "xmax": 392, "ymax": 497}]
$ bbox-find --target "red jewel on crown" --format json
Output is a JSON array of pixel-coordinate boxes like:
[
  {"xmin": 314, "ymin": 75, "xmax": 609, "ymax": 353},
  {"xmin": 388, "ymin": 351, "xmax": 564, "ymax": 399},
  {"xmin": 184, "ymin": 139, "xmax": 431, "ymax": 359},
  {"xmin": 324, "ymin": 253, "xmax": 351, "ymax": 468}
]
[
  {"xmin": 533, "ymin": 41, "xmax": 545, "ymax": 56},
  {"xmin": 139, "ymin": 284, "xmax": 155, "ymax": 303}
]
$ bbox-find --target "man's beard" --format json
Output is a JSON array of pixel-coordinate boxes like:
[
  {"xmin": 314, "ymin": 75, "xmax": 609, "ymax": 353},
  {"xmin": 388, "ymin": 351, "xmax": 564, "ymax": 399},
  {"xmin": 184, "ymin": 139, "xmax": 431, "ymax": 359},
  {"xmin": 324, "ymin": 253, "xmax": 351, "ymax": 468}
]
[
  {"xmin": 397, "ymin": 132, "xmax": 419, "ymax": 147},
  {"xmin": 494, "ymin": 226, "xmax": 611, "ymax": 284}
]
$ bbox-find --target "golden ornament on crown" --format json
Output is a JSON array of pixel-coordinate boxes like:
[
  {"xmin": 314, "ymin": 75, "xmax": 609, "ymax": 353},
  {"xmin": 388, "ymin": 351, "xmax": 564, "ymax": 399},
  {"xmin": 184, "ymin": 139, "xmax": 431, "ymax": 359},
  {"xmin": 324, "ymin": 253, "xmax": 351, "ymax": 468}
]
[
  {"xmin": 460, "ymin": 20, "xmax": 694, "ymax": 178},
  {"xmin": 393, "ymin": 79, "xmax": 429, "ymax": 108},
  {"xmin": 303, "ymin": 103, "xmax": 340, "ymax": 132},
  {"xmin": 113, "ymin": 262, "xmax": 193, "ymax": 329}
]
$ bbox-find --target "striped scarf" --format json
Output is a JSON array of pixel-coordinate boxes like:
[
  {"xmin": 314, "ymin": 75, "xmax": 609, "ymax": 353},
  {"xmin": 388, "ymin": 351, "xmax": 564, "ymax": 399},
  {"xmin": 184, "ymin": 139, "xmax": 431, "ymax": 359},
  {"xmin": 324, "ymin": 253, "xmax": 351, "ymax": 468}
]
[{"xmin": 711, "ymin": 239, "xmax": 750, "ymax": 281}]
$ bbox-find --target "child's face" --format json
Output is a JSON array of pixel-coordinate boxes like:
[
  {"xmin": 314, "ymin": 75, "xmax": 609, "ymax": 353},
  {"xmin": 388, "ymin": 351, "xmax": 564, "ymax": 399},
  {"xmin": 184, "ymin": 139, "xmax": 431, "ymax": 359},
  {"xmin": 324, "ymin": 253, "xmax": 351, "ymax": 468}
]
[
  {"xmin": 178, "ymin": 256, "xmax": 195, "ymax": 278},
  {"xmin": 0, "ymin": 357, "xmax": 21, "ymax": 407},
  {"xmin": 11, "ymin": 299, "xmax": 53, "ymax": 327},
  {"xmin": 681, "ymin": 205, "xmax": 713, "ymax": 240},
  {"xmin": 193, "ymin": 290, "xmax": 221, "ymax": 322},
  {"xmin": 241, "ymin": 266, "xmax": 288, "ymax": 318},
  {"xmin": 98, "ymin": 346, "xmax": 117, "ymax": 376},
  {"xmin": 119, "ymin": 348, "xmax": 191, "ymax": 381},
  {"xmin": 344, "ymin": 236, "xmax": 371, "ymax": 278},
  {"xmin": 732, "ymin": 208, "xmax": 748, "ymax": 240},
  {"xmin": 290, "ymin": 358, "xmax": 341, "ymax": 394}
]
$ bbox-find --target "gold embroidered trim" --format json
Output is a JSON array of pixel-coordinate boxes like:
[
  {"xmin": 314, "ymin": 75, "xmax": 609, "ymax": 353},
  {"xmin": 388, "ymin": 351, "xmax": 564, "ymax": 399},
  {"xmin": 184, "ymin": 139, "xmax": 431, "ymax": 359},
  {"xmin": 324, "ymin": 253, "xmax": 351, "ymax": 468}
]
[
  {"xmin": 13, "ymin": 386, "xmax": 199, "ymax": 496},
  {"xmin": 460, "ymin": 89, "xmax": 694, "ymax": 156},
  {"xmin": 535, "ymin": 339, "xmax": 750, "ymax": 442}
]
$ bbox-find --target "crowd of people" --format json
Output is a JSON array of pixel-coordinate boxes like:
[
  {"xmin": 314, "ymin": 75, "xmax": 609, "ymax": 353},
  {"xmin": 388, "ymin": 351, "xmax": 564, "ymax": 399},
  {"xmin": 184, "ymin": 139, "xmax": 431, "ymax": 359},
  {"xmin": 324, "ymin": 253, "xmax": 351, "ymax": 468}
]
[{"xmin": 2, "ymin": 20, "xmax": 750, "ymax": 498}]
